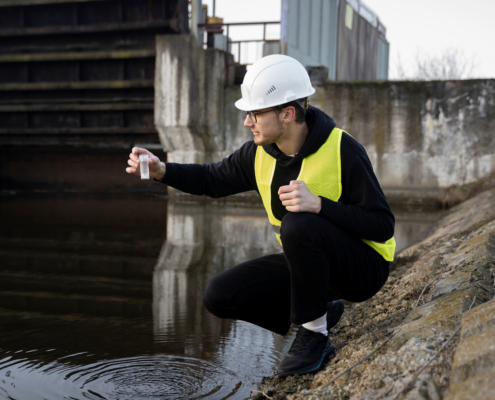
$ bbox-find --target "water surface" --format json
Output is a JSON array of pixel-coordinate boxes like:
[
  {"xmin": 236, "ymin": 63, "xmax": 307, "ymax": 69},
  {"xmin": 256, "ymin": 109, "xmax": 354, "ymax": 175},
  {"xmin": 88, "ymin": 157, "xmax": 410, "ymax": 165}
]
[{"xmin": 0, "ymin": 193, "xmax": 440, "ymax": 399}]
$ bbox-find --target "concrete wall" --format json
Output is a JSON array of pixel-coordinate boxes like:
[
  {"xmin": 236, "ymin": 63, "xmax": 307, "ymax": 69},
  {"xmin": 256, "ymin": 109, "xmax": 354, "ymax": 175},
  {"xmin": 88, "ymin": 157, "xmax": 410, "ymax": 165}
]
[
  {"xmin": 154, "ymin": 35, "xmax": 495, "ymax": 204},
  {"xmin": 155, "ymin": 35, "xmax": 241, "ymax": 164},
  {"xmin": 311, "ymin": 80, "xmax": 495, "ymax": 203}
]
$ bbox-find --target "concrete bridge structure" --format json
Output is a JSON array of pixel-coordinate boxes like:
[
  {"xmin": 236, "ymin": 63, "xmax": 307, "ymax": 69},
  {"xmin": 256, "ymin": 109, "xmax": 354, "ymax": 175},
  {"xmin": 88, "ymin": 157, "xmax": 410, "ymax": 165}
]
[{"xmin": 155, "ymin": 35, "xmax": 495, "ymax": 207}]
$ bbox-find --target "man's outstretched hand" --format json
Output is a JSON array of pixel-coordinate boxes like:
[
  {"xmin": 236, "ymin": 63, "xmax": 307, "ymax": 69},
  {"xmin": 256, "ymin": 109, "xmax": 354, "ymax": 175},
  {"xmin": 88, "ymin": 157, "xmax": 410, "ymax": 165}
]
[
  {"xmin": 278, "ymin": 180, "xmax": 322, "ymax": 214},
  {"xmin": 126, "ymin": 147, "xmax": 166, "ymax": 180}
]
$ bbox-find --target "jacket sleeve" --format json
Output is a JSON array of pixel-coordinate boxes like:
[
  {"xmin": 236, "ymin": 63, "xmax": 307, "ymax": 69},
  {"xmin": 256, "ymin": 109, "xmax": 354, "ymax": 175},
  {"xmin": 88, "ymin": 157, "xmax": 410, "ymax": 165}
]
[
  {"xmin": 318, "ymin": 138, "xmax": 395, "ymax": 243},
  {"xmin": 157, "ymin": 141, "xmax": 258, "ymax": 198}
]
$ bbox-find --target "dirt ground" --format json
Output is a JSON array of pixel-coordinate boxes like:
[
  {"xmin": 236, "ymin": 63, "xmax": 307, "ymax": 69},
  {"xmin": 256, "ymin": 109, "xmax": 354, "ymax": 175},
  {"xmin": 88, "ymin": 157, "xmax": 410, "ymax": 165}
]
[{"xmin": 249, "ymin": 188, "xmax": 495, "ymax": 400}]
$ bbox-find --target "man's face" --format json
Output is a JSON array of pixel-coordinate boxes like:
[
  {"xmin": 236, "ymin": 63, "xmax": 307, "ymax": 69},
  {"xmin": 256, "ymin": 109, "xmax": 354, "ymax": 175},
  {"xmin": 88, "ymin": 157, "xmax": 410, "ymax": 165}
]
[{"xmin": 243, "ymin": 107, "xmax": 285, "ymax": 146}]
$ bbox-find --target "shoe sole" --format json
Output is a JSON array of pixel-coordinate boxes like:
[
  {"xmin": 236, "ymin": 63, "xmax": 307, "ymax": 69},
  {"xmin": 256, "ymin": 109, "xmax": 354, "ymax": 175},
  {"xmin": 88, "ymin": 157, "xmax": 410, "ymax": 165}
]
[{"xmin": 277, "ymin": 340, "xmax": 337, "ymax": 379}]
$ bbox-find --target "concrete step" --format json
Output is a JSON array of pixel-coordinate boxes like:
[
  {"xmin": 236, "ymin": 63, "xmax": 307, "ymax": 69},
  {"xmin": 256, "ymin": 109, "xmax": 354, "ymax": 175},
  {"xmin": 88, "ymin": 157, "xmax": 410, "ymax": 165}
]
[
  {"xmin": 0, "ymin": 103, "xmax": 153, "ymax": 112},
  {"xmin": 444, "ymin": 299, "xmax": 495, "ymax": 400},
  {"xmin": 444, "ymin": 370, "xmax": 495, "ymax": 400},
  {"xmin": 0, "ymin": 79, "xmax": 153, "ymax": 91},
  {"xmin": 0, "ymin": 97, "xmax": 153, "ymax": 105},
  {"xmin": 0, "ymin": 49, "xmax": 155, "ymax": 62},
  {"xmin": 0, "ymin": 127, "xmax": 156, "ymax": 134},
  {"xmin": 0, "ymin": 20, "xmax": 176, "ymax": 37}
]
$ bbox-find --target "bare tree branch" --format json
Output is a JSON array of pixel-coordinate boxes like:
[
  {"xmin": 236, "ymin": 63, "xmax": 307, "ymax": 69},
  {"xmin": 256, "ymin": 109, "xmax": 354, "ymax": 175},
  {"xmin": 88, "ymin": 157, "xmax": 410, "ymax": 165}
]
[{"xmin": 394, "ymin": 48, "xmax": 477, "ymax": 81}]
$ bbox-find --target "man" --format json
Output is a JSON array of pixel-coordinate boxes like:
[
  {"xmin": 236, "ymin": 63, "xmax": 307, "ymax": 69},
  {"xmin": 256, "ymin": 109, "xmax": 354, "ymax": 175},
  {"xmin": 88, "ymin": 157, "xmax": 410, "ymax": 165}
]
[{"xmin": 126, "ymin": 55, "xmax": 395, "ymax": 378}]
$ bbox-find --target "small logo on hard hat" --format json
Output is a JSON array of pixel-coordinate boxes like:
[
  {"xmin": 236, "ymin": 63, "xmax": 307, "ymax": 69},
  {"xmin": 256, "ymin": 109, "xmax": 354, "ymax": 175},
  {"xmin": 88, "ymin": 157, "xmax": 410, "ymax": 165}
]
[{"xmin": 266, "ymin": 85, "xmax": 277, "ymax": 96}]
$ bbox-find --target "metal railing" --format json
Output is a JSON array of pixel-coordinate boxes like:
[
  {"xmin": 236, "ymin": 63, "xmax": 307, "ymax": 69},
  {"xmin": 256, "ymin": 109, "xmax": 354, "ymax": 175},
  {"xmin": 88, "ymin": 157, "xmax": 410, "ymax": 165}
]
[{"xmin": 198, "ymin": 21, "xmax": 280, "ymax": 65}]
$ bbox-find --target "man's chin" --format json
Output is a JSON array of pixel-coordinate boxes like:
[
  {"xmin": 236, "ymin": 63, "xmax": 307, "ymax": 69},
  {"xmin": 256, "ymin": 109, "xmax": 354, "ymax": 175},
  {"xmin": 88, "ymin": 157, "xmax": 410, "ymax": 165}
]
[{"xmin": 253, "ymin": 136, "xmax": 269, "ymax": 146}]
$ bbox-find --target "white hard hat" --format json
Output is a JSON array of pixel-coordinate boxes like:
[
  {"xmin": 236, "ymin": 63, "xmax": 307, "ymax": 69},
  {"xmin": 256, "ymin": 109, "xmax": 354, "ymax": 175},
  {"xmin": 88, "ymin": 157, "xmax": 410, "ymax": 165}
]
[{"xmin": 235, "ymin": 54, "xmax": 315, "ymax": 112}]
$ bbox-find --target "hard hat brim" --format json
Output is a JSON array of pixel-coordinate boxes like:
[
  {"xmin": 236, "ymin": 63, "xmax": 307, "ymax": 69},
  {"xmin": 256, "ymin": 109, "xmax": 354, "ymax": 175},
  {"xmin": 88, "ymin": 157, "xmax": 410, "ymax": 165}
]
[
  {"xmin": 234, "ymin": 98, "xmax": 253, "ymax": 112},
  {"xmin": 235, "ymin": 89, "xmax": 316, "ymax": 112}
]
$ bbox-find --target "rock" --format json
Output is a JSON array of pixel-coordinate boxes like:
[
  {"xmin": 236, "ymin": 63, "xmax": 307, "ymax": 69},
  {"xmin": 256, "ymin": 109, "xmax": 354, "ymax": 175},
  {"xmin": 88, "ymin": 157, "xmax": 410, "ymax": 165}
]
[
  {"xmin": 249, "ymin": 189, "xmax": 495, "ymax": 400},
  {"xmin": 459, "ymin": 297, "xmax": 495, "ymax": 339},
  {"xmin": 428, "ymin": 270, "xmax": 473, "ymax": 301},
  {"xmin": 450, "ymin": 299, "xmax": 495, "ymax": 384},
  {"xmin": 392, "ymin": 288, "xmax": 479, "ymax": 347},
  {"xmin": 426, "ymin": 378, "xmax": 442, "ymax": 400},
  {"xmin": 444, "ymin": 370, "xmax": 495, "ymax": 400}
]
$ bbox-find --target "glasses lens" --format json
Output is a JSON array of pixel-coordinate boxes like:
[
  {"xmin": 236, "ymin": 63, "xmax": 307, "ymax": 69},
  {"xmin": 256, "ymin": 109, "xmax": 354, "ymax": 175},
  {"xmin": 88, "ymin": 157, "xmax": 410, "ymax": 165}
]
[{"xmin": 247, "ymin": 111, "xmax": 256, "ymax": 124}]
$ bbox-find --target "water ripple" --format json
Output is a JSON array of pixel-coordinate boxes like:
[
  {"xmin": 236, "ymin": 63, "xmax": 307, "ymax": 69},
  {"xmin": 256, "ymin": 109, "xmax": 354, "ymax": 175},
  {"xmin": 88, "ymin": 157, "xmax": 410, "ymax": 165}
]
[{"xmin": 0, "ymin": 354, "xmax": 242, "ymax": 400}]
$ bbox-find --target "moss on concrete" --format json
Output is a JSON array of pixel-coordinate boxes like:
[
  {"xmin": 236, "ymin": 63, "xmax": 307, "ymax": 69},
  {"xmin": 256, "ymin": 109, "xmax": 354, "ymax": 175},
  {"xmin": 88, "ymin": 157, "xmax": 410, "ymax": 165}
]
[{"xmin": 250, "ymin": 188, "xmax": 495, "ymax": 400}]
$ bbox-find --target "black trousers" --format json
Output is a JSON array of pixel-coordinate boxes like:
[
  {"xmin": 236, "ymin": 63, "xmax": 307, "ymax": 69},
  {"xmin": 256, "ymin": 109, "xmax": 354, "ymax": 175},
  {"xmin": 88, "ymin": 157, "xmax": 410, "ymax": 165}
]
[{"xmin": 202, "ymin": 212, "xmax": 390, "ymax": 336}]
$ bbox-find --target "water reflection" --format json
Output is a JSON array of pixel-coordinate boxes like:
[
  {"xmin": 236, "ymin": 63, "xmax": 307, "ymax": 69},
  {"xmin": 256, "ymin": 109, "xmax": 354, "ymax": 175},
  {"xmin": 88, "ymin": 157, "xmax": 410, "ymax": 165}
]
[
  {"xmin": 152, "ymin": 201, "xmax": 288, "ymax": 396},
  {"xmin": 392, "ymin": 207, "xmax": 441, "ymax": 253},
  {"xmin": 0, "ymin": 194, "xmax": 440, "ymax": 400}
]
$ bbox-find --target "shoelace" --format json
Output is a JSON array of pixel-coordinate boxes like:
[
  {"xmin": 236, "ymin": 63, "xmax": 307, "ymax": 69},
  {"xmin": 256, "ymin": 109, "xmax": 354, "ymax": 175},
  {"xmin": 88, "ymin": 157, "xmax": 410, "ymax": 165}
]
[{"xmin": 287, "ymin": 331, "xmax": 314, "ymax": 355}]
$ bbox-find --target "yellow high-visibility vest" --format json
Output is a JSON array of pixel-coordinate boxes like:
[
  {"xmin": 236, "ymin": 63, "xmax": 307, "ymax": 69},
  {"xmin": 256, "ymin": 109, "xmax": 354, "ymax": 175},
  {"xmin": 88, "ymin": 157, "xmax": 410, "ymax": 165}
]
[{"xmin": 254, "ymin": 127, "xmax": 396, "ymax": 262}]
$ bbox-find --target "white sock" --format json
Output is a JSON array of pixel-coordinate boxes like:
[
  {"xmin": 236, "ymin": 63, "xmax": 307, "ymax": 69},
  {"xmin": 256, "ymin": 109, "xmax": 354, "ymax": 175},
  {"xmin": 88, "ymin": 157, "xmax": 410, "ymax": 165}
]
[{"xmin": 302, "ymin": 313, "xmax": 328, "ymax": 336}]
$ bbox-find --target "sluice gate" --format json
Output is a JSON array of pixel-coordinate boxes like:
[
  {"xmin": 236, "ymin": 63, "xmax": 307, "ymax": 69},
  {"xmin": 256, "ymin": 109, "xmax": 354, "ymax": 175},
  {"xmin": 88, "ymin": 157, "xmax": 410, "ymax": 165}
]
[{"xmin": 0, "ymin": 0, "xmax": 188, "ymax": 192}]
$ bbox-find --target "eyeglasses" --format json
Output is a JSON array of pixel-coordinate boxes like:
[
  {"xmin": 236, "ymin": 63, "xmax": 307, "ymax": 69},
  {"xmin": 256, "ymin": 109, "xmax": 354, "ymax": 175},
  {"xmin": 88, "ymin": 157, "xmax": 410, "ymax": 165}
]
[{"xmin": 246, "ymin": 107, "xmax": 281, "ymax": 124}]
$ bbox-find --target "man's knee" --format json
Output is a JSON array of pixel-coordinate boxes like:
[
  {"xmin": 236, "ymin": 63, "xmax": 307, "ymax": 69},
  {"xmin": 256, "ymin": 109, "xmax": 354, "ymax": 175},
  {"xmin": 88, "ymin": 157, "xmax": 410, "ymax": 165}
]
[
  {"xmin": 280, "ymin": 212, "xmax": 319, "ymax": 243},
  {"xmin": 202, "ymin": 275, "xmax": 232, "ymax": 319}
]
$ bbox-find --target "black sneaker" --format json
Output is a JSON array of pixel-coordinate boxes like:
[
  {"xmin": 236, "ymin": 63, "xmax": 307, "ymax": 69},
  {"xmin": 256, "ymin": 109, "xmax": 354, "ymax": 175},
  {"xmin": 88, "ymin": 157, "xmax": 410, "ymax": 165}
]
[
  {"xmin": 277, "ymin": 326, "xmax": 337, "ymax": 378},
  {"xmin": 327, "ymin": 300, "xmax": 345, "ymax": 332}
]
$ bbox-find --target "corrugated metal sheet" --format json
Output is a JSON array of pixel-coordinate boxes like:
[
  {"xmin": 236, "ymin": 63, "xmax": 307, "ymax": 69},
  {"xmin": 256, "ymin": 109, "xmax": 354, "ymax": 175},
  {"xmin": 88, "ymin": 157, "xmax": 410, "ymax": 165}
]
[
  {"xmin": 336, "ymin": 0, "xmax": 378, "ymax": 81},
  {"xmin": 281, "ymin": 0, "xmax": 389, "ymax": 81},
  {"xmin": 376, "ymin": 35, "xmax": 389, "ymax": 80},
  {"xmin": 281, "ymin": 0, "xmax": 339, "ymax": 81}
]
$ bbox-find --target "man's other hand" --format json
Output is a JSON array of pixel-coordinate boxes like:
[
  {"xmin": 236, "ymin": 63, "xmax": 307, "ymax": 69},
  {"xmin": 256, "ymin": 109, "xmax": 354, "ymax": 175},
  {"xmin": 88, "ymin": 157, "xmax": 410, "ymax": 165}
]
[
  {"xmin": 278, "ymin": 180, "xmax": 322, "ymax": 214},
  {"xmin": 126, "ymin": 147, "xmax": 166, "ymax": 180}
]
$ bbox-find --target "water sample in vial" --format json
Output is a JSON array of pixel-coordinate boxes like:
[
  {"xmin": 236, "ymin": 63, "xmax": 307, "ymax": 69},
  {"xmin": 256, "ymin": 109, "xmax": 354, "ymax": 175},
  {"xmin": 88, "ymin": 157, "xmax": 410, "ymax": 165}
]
[{"xmin": 139, "ymin": 154, "xmax": 149, "ymax": 179}]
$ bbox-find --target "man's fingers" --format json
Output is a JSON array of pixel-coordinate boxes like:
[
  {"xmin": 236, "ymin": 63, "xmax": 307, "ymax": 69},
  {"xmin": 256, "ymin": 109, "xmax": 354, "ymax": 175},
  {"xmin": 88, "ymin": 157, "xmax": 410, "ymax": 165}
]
[
  {"xmin": 279, "ymin": 190, "xmax": 300, "ymax": 201},
  {"xmin": 290, "ymin": 180, "xmax": 305, "ymax": 185},
  {"xmin": 278, "ymin": 184, "xmax": 300, "ymax": 195},
  {"xmin": 282, "ymin": 199, "xmax": 299, "ymax": 207},
  {"xmin": 128, "ymin": 159, "xmax": 138, "ymax": 168},
  {"xmin": 131, "ymin": 147, "xmax": 154, "ymax": 161},
  {"xmin": 131, "ymin": 147, "xmax": 144, "ymax": 155}
]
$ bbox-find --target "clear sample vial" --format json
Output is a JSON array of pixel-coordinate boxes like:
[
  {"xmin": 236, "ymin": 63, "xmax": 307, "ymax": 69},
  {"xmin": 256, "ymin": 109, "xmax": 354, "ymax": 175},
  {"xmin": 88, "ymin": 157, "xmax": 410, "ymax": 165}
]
[{"xmin": 139, "ymin": 154, "xmax": 149, "ymax": 179}]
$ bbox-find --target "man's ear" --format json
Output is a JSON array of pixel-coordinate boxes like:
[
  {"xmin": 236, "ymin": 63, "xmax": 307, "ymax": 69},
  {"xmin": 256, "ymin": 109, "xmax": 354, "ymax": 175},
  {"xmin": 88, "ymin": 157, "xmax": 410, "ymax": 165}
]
[{"xmin": 282, "ymin": 106, "xmax": 296, "ymax": 123}]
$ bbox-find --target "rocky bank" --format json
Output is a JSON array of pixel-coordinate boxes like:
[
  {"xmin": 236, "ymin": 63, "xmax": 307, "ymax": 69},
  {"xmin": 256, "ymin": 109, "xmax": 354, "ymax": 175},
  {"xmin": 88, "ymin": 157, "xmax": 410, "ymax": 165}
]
[{"xmin": 250, "ymin": 187, "xmax": 495, "ymax": 400}]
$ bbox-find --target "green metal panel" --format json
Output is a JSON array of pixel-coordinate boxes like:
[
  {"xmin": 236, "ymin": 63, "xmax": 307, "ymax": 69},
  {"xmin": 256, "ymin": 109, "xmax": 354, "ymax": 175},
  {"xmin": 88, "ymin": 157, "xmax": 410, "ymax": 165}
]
[
  {"xmin": 377, "ymin": 35, "xmax": 389, "ymax": 80},
  {"xmin": 282, "ymin": 0, "xmax": 339, "ymax": 81}
]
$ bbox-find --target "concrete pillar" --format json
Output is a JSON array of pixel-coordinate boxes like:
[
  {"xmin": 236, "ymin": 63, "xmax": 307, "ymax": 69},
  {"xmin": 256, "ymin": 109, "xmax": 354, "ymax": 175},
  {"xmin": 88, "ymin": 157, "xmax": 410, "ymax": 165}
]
[{"xmin": 154, "ymin": 34, "xmax": 239, "ymax": 164}]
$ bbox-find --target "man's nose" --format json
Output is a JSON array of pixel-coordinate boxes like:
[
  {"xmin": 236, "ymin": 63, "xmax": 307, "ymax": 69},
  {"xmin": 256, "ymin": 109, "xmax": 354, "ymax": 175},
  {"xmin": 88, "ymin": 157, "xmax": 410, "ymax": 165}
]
[{"xmin": 244, "ymin": 114, "xmax": 254, "ymax": 127}]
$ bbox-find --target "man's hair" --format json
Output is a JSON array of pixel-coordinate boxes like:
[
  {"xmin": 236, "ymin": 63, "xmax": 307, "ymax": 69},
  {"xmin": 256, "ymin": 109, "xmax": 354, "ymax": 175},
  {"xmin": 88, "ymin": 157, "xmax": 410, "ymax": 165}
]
[{"xmin": 277, "ymin": 98, "xmax": 307, "ymax": 124}]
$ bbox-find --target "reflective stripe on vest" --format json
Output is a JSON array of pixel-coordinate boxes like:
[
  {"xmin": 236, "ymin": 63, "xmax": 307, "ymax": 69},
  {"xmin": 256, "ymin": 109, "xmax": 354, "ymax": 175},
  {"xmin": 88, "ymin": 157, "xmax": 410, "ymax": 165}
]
[{"xmin": 254, "ymin": 127, "xmax": 396, "ymax": 262}]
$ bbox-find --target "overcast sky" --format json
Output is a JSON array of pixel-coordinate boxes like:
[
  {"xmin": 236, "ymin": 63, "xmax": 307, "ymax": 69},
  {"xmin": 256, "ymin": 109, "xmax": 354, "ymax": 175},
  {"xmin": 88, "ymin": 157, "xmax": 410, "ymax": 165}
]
[{"xmin": 201, "ymin": 0, "xmax": 495, "ymax": 79}]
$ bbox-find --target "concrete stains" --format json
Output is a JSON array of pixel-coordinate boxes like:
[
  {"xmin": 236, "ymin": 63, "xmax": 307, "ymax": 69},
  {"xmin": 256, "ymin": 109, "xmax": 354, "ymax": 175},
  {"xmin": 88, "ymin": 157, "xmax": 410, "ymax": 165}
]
[{"xmin": 154, "ymin": 36, "xmax": 494, "ymax": 206}]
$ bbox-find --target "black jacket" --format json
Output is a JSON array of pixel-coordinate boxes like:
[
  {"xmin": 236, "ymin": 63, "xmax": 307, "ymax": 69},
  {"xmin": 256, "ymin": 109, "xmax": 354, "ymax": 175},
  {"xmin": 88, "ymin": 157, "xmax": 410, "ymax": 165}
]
[{"xmin": 159, "ymin": 105, "xmax": 395, "ymax": 243}]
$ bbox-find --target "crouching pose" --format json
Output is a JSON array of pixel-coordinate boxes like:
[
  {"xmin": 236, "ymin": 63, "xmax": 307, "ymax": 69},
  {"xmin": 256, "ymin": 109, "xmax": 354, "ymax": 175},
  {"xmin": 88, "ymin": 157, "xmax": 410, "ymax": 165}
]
[{"xmin": 126, "ymin": 55, "xmax": 395, "ymax": 377}]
